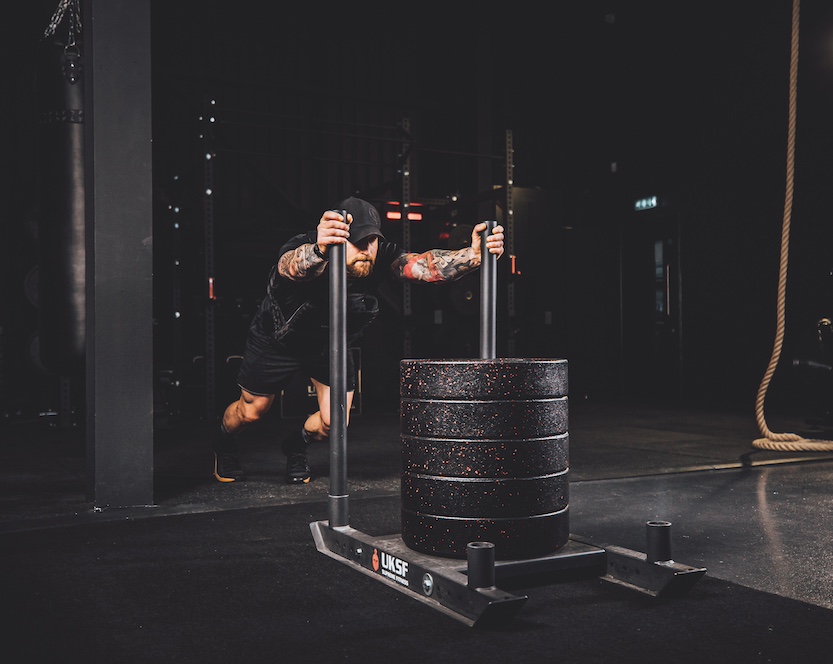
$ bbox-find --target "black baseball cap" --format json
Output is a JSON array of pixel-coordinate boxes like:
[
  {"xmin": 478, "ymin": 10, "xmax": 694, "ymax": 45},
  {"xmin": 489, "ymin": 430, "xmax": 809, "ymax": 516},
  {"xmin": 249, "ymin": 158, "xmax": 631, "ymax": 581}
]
[{"xmin": 338, "ymin": 197, "xmax": 384, "ymax": 243}]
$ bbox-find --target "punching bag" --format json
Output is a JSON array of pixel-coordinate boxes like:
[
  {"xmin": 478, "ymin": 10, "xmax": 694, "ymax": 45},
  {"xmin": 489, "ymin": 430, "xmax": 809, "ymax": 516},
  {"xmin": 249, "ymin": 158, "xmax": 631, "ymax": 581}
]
[{"xmin": 36, "ymin": 2, "xmax": 85, "ymax": 377}]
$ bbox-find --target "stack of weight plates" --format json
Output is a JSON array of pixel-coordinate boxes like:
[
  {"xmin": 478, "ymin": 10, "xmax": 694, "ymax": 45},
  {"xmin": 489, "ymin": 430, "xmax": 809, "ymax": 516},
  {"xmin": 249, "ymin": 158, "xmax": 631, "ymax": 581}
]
[{"xmin": 400, "ymin": 358, "xmax": 569, "ymax": 560}]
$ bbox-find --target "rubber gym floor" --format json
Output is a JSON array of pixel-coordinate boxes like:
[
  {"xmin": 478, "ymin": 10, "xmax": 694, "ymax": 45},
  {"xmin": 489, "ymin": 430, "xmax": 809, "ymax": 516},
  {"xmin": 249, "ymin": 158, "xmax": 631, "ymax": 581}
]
[{"xmin": 4, "ymin": 398, "xmax": 833, "ymax": 663}]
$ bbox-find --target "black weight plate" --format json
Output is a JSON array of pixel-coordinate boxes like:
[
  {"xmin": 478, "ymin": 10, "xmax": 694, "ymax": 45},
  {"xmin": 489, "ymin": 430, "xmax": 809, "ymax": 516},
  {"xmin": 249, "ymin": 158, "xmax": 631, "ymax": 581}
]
[
  {"xmin": 400, "ymin": 397, "xmax": 568, "ymax": 439},
  {"xmin": 401, "ymin": 470, "xmax": 569, "ymax": 518},
  {"xmin": 400, "ymin": 358, "xmax": 567, "ymax": 400},
  {"xmin": 401, "ymin": 507, "xmax": 570, "ymax": 560},
  {"xmin": 401, "ymin": 432, "xmax": 569, "ymax": 477}
]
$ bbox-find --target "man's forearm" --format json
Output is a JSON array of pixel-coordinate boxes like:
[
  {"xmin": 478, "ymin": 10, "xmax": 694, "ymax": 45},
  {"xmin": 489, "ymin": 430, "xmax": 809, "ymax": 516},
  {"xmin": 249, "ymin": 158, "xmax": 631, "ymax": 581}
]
[
  {"xmin": 392, "ymin": 247, "xmax": 480, "ymax": 283},
  {"xmin": 278, "ymin": 244, "xmax": 327, "ymax": 280}
]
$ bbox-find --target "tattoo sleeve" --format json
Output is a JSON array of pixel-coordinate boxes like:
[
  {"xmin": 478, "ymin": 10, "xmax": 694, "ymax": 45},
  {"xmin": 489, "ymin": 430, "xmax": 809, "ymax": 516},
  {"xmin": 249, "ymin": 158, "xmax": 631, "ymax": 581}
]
[
  {"xmin": 277, "ymin": 244, "xmax": 327, "ymax": 281},
  {"xmin": 391, "ymin": 246, "xmax": 480, "ymax": 283}
]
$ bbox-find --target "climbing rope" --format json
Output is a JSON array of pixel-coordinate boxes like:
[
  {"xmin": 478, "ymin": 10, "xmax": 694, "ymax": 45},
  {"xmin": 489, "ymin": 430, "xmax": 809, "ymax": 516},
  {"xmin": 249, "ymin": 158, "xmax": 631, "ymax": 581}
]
[{"xmin": 753, "ymin": 0, "xmax": 833, "ymax": 452}]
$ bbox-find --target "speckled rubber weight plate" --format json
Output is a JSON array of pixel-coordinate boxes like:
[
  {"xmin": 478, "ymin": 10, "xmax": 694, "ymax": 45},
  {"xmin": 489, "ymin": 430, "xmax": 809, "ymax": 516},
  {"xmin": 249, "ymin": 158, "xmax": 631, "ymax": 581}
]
[
  {"xmin": 400, "ymin": 358, "xmax": 570, "ymax": 560},
  {"xmin": 400, "ymin": 397, "xmax": 568, "ymax": 440},
  {"xmin": 402, "ymin": 507, "xmax": 571, "ymax": 561},
  {"xmin": 402, "ymin": 470, "xmax": 569, "ymax": 517},
  {"xmin": 401, "ymin": 432, "xmax": 569, "ymax": 477},
  {"xmin": 399, "ymin": 358, "xmax": 567, "ymax": 400}
]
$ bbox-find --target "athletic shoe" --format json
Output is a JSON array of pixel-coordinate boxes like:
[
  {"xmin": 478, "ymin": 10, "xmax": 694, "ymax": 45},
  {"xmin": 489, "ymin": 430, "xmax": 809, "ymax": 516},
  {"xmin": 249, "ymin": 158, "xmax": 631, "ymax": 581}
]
[
  {"xmin": 214, "ymin": 448, "xmax": 245, "ymax": 482},
  {"xmin": 213, "ymin": 423, "xmax": 245, "ymax": 482},
  {"xmin": 281, "ymin": 431, "xmax": 311, "ymax": 484}
]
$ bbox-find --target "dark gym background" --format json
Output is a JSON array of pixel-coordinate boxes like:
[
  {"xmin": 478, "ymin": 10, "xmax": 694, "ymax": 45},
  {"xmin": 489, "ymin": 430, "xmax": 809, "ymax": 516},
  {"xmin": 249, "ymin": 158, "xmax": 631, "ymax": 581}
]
[
  {"xmin": 4, "ymin": 1, "xmax": 833, "ymax": 661},
  {"xmin": 6, "ymin": 0, "xmax": 833, "ymax": 424}
]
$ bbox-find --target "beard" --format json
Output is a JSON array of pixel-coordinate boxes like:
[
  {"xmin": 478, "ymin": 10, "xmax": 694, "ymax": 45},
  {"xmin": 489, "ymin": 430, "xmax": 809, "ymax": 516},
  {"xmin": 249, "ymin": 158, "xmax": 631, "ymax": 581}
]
[{"xmin": 346, "ymin": 258, "xmax": 373, "ymax": 278}]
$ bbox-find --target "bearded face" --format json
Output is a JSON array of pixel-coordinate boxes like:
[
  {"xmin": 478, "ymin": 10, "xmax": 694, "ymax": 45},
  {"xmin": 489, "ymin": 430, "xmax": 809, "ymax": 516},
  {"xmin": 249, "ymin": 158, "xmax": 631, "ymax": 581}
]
[
  {"xmin": 345, "ymin": 237, "xmax": 378, "ymax": 278},
  {"xmin": 346, "ymin": 258, "xmax": 373, "ymax": 278}
]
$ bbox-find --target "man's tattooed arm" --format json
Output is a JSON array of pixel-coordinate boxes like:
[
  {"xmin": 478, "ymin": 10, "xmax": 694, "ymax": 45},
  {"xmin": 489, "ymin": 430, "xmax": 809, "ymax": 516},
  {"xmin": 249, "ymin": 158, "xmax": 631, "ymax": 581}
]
[
  {"xmin": 391, "ymin": 246, "xmax": 480, "ymax": 283},
  {"xmin": 277, "ymin": 244, "xmax": 328, "ymax": 281}
]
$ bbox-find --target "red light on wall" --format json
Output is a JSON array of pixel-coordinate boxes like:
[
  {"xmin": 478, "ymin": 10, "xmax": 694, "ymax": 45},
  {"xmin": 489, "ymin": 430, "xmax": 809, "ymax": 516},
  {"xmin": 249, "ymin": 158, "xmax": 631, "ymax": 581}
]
[{"xmin": 386, "ymin": 201, "xmax": 423, "ymax": 221}]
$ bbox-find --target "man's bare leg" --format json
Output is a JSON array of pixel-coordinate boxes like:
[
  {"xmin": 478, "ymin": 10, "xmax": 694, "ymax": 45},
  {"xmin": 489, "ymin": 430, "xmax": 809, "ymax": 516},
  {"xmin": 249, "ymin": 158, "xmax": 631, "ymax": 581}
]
[
  {"xmin": 282, "ymin": 379, "xmax": 354, "ymax": 484},
  {"xmin": 214, "ymin": 390, "xmax": 274, "ymax": 482},
  {"xmin": 305, "ymin": 378, "xmax": 355, "ymax": 441},
  {"xmin": 222, "ymin": 390, "xmax": 275, "ymax": 434}
]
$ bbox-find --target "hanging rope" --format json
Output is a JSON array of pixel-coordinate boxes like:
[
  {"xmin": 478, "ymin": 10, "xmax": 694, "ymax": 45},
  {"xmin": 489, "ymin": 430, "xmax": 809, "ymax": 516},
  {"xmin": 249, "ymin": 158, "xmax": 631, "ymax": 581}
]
[{"xmin": 753, "ymin": 0, "xmax": 833, "ymax": 452}]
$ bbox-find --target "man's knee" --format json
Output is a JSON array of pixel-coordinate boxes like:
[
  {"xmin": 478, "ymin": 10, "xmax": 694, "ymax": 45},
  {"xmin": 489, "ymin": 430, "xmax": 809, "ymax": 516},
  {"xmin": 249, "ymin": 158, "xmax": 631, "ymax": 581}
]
[
  {"xmin": 308, "ymin": 380, "xmax": 354, "ymax": 439},
  {"xmin": 237, "ymin": 392, "xmax": 273, "ymax": 424},
  {"xmin": 315, "ymin": 406, "xmax": 352, "ymax": 437},
  {"xmin": 305, "ymin": 412, "xmax": 330, "ymax": 440}
]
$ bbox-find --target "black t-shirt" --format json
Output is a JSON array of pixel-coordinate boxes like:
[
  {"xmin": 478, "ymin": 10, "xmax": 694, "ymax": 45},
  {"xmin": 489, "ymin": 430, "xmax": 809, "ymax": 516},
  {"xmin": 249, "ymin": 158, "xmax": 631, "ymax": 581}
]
[{"xmin": 257, "ymin": 231, "xmax": 406, "ymax": 347}]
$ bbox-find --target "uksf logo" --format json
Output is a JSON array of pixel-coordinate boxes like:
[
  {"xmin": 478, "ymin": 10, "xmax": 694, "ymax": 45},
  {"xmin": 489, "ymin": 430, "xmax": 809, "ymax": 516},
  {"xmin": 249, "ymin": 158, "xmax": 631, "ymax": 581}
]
[{"xmin": 373, "ymin": 548, "xmax": 409, "ymax": 587}]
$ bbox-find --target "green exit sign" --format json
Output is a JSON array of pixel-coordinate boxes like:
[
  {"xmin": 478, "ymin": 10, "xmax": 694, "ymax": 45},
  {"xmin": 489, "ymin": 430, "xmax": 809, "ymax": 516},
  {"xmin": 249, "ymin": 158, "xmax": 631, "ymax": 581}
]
[{"xmin": 634, "ymin": 196, "xmax": 657, "ymax": 211}]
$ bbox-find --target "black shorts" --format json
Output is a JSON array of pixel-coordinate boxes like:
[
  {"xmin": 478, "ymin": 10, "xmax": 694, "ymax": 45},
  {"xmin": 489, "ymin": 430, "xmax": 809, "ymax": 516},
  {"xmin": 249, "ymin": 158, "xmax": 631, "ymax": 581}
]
[{"xmin": 236, "ymin": 314, "xmax": 356, "ymax": 396}]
